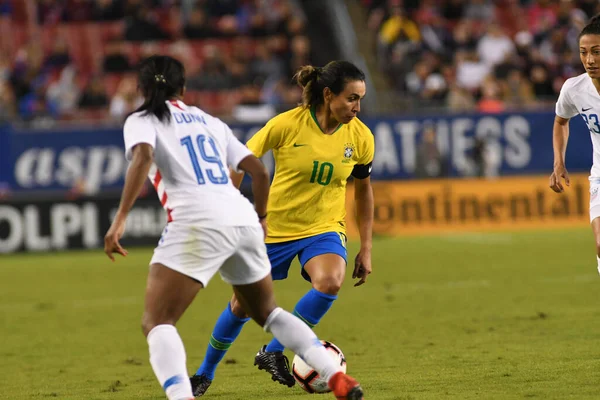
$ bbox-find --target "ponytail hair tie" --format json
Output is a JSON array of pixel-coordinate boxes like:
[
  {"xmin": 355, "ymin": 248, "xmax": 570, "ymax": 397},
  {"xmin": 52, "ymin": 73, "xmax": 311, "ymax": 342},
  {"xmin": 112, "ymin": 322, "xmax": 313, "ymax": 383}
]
[{"xmin": 155, "ymin": 74, "xmax": 167, "ymax": 84}]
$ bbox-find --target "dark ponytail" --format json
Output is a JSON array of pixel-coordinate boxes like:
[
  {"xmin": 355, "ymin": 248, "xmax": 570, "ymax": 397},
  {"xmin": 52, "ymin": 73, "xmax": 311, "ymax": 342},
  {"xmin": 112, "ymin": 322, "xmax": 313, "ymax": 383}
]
[
  {"xmin": 135, "ymin": 55, "xmax": 186, "ymax": 122},
  {"xmin": 293, "ymin": 61, "xmax": 365, "ymax": 108},
  {"xmin": 579, "ymin": 14, "xmax": 600, "ymax": 41}
]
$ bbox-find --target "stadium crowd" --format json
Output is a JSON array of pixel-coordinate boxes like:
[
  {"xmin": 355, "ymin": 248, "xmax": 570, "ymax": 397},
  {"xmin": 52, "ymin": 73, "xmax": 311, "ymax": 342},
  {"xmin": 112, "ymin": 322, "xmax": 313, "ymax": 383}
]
[
  {"xmin": 362, "ymin": 0, "xmax": 594, "ymax": 113},
  {"xmin": 0, "ymin": 0, "xmax": 309, "ymax": 124}
]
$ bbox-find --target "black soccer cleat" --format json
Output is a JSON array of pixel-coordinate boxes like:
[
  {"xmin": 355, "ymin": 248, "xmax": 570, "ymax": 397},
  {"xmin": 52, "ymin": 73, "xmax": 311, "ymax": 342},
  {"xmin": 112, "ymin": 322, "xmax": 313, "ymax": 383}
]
[
  {"xmin": 347, "ymin": 385, "xmax": 365, "ymax": 400},
  {"xmin": 253, "ymin": 345, "xmax": 295, "ymax": 387},
  {"xmin": 190, "ymin": 374, "xmax": 212, "ymax": 397}
]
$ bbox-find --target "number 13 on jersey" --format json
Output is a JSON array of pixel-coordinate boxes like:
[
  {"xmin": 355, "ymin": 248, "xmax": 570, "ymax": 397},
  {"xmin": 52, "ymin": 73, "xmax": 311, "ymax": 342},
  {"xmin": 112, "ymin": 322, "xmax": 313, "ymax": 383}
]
[
  {"xmin": 582, "ymin": 113, "xmax": 600, "ymax": 134},
  {"xmin": 180, "ymin": 134, "xmax": 229, "ymax": 185}
]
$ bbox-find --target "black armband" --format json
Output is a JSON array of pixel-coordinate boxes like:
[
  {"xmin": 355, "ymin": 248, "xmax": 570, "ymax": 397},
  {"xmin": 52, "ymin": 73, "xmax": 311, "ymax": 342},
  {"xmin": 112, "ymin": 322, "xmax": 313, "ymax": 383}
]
[{"xmin": 351, "ymin": 162, "xmax": 372, "ymax": 179}]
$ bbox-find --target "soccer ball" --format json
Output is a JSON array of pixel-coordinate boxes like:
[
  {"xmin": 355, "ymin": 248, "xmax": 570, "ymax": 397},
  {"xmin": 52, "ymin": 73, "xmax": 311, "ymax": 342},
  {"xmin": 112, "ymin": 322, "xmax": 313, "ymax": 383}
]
[{"xmin": 292, "ymin": 340, "xmax": 347, "ymax": 393}]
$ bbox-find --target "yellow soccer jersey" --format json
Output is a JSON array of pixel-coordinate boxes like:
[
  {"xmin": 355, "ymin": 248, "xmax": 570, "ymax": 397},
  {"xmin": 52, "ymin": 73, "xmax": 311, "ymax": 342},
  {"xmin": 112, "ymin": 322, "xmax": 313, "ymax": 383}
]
[{"xmin": 247, "ymin": 106, "xmax": 375, "ymax": 243}]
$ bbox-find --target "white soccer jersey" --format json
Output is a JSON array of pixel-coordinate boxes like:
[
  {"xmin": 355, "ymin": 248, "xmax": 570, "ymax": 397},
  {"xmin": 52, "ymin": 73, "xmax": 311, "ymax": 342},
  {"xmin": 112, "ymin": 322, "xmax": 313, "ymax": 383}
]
[
  {"xmin": 123, "ymin": 100, "xmax": 258, "ymax": 226},
  {"xmin": 556, "ymin": 73, "xmax": 600, "ymax": 178}
]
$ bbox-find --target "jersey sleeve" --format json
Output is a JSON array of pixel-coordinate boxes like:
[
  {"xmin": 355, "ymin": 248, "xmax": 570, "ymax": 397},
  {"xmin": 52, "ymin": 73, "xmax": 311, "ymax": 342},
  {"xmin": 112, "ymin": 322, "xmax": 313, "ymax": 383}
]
[
  {"xmin": 224, "ymin": 124, "xmax": 253, "ymax": 172},
  {"xmin": 123, "ymin": 114, "xmax": 157, "ymax": 161},
  {"xmin": 555, "ymin": 80, "xmax": 579, "ymax": 119},
  {"xmin": 246, "ymin": 116, "xmax": 285, "ymax": 158},
  {"xmin": 352, "ymin": 128, "xmax": 375, "ymax": 179}
]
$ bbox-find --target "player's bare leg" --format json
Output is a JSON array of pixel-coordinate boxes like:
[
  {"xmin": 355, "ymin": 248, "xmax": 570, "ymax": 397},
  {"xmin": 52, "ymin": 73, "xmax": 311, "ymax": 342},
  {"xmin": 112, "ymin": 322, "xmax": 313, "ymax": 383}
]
[
  {"xmin": 591, "ymin": 217, "xmax": 600, "ymax": 275},
  {"xmin": 233, "ymin": 275, "xmax": 364, "ymax": 399},
  {"xmin": 143, "ymin": 263, "xmax": 203, "ymax": 400},
  {"xmin": 303, "ymin": 253, "xmax": 346, "ymax": 296}
]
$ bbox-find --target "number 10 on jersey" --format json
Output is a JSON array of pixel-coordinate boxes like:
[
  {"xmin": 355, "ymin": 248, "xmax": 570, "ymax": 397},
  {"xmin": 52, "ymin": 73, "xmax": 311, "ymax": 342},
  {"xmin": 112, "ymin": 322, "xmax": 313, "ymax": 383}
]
[
  {"xmin": 310, "ymin": 161, "xmax": 334, "ymax": 186},
  {"xmin": 180, "ymin": 134, "xmax": 229, "ymax": 185}
]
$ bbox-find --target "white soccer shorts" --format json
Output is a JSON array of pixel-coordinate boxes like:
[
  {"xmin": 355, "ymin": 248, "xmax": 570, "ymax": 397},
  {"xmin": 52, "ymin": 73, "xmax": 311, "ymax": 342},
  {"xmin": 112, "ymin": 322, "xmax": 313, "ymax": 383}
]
[
  {"xmin": 150, "ymin": 222, "xmax": 271, "ymax": 287},
  {"xmin": 590, "ymin": 180, "xmax": 600, "ymax": 222}
]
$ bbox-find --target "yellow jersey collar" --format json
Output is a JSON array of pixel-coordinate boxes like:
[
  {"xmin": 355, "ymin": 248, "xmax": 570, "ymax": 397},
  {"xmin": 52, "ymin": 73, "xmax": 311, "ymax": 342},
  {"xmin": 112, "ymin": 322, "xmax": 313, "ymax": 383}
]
[{"xmin": 310, "ymin": 106, "xmax": 343, "ymax": 134}]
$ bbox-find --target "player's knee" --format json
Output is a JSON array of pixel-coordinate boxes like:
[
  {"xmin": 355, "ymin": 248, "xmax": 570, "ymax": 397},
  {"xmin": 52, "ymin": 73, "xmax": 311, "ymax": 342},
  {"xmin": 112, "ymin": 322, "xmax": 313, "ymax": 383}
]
[
  {"xmin": 312, "ymin": 275, "xmax": 343, "ymax": 295},
  {"xmin": 141, "ymin": 313, "xmax": 175, "ymax": 337},
  {"xmin": 595, "ymin": 240, "xmax": 600, "ymax": 256}
]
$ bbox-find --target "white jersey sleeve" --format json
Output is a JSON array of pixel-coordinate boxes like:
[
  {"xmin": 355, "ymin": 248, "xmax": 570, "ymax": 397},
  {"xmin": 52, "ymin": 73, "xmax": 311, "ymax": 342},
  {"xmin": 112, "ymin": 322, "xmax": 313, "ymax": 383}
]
[
  {"xmin": 123, "ymin": 113, "xmax": 157, "ymax": 161},
  {"xmin": 224, "ymin": 124, "xmax": 252, "ymax": 172},
  {"xmin": 555, "ymin": 79, "xmax": 579, "ymax": 119}
]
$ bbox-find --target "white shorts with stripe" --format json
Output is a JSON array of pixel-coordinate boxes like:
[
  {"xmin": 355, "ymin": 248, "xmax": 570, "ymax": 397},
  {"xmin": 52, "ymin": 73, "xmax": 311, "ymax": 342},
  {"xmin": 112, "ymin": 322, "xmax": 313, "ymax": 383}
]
[{"xmin": 150, "ymin": 222, "xmax": 271, "ymax": 287}]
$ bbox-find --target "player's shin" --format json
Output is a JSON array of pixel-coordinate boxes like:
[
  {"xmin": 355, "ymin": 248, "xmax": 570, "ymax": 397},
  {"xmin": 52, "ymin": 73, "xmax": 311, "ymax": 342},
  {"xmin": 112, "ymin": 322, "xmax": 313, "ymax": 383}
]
[
  {"xmin": 266, "ymin": 288, "xmax": 337, "ymax": 352},
  {"xmin": 263, "ymin": 307, "xmax": 341, "ymax": 382},
  {"xmin": 147, "ymin": 325, "xmax": 194, "ymax": 400},
  {"xmin": 195, "ymin": 303, "xmax": 250, "ymax": 379}
]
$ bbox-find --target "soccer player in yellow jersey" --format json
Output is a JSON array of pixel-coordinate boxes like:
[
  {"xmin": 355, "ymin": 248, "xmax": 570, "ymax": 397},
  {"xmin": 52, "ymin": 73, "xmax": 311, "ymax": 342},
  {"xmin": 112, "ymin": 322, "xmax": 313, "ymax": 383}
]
[{"xmin": 191, "ymin": 61, "xmax": 374, "ymax": 396}]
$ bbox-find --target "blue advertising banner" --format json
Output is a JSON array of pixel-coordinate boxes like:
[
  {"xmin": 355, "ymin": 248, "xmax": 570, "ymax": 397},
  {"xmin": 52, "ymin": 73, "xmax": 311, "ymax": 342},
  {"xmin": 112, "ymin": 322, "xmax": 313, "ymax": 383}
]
[{"xmin": 0, "ymin": 111, "xmax": 593, "ymax": 194}]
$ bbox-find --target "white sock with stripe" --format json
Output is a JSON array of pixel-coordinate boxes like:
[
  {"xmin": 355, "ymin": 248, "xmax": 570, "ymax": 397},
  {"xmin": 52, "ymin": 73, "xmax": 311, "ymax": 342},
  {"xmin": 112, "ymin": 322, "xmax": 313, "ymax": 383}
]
[
  {"xmin": 147, "ymin": 324, "xmax": 193, "ymax": 400},
  {"xmin": 263, "ymin": 307, "xmax": 340, "ymax": 382}
]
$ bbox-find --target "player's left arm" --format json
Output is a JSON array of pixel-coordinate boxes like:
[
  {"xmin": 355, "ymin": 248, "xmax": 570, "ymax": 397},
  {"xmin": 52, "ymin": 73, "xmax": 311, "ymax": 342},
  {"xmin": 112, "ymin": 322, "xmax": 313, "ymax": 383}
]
[
  {"xmin": 351, "ymin": 130, "xmax": 375, "ymax": 287},
  {"xmin": 352, "ymin": 174, "xmax": 374, "ymax": 287},
  {"xmin": 105, "ymin": 143, "xmax": 154, "ymax": 261}
]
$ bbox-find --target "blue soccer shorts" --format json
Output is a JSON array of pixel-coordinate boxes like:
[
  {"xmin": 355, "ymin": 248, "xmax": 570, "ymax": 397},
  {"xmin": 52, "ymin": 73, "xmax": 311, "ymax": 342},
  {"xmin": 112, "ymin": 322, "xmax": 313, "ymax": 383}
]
[{"xmin": 267, "ymin": 231, "xmax": 348, "ymax": 282}]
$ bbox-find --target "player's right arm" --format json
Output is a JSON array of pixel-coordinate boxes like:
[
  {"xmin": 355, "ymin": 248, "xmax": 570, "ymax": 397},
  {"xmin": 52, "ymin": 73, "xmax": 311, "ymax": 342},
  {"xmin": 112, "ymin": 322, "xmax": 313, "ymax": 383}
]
[
  {"xmin": 550, "ymin": 79, "xmax": 578, "ymax": 193},
  {"xmin": 224, "ymin": 124, "xmax": 271, "ymax": 236},
  {"xmin": 238, "ymin": 155, "xmax": 270, "ymax": 236},
  {"xmin": 550, "ymin": 116, "xmax": 571, "ymax": 193},
  {"xmin": 105, "ymin": 115, "xmax": 156, "ymax": 261}
]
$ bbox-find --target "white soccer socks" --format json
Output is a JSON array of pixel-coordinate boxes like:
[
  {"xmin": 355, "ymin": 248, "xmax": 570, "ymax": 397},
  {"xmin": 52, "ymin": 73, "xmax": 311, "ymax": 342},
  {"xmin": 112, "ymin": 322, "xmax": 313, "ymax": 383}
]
[
  {"xmin": 596, "ymin": 256, "xmax": 600, "ymax": 275},
  {"xmin": 147, "ymin": 324, "xmax": 194, "ymax": 400},
  {"xmin": 263, "ymin": 307, "xmax": 340, "ymax": 381}
]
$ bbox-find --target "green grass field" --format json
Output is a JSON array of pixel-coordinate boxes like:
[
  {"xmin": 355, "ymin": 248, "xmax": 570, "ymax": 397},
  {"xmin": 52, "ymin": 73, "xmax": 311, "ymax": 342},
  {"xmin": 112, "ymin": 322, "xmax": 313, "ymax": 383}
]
[{"xmin": 2, "ymin": 228, "xmax": 600, "ymax": 400}]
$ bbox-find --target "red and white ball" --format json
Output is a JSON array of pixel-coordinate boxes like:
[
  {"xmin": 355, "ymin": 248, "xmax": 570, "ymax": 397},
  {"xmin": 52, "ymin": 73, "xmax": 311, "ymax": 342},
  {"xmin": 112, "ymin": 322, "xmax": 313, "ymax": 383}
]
[{"xmin": 292, "ymin": 340, "xmax": 347, "ymax": 393}]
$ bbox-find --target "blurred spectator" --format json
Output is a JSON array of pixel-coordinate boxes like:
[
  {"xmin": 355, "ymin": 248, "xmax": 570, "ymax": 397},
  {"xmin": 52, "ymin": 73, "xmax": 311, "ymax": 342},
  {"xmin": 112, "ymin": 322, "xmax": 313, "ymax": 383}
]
[
  {"xmin": 442, "ymin": 0, "xmax": 465, "ymax": 22},
  {"xmin": 125, "ymin": 7, "xmax": 170, "ymax": 41},
  {"xmin": 527, "ymin": 0, "xmax": 557, "ymax": 36},
  {"xmin": 260, "ymin": 75, "xmax": 300, "ymax": 107},
  {"xmin": 43, "ymin": 38, "xmax": 72, "ymax": 70},
  {"xmin": 501, "ymin": 69, "xmax": 535, "ymax": 108},
  {"xmin": 415, "ymin": 124, "xmax": 449, "ymax": 179},
  {"xmin": 0, "ymin": 0, "xmax": 12, "ymax": 17},
  {"xmin": 477, "ymin": 23, "xmax": 515, "ymax": 67},
  {"xmin": 93, "ymin": 0, "xmax": 125, "ymax": 21},
  {"xmin": 46, "ymin": 65, "xmax": 80, "ymax": 116},
  {"xmin": 418, "ymin": 12, "xmax": 451, "ymax": 56},
  {"xmin": 187, "ymin": 45, "xmax": 234, "ymax": 90},
  {"xmin": 446, "ymin": 84, "xmax": 476, "ymax": 112},
  {"xmin": 477, "ymin": 77, "xmax": 505, "ymax": 114},
  {"xmin": 455, "ymin": 49, "xmax": 490, "ymax": 91},
  {"xmin": 529, "ymin": 64, "xmax": 556, "ymax": 100},
  {"xmin": 103, "ymin": 40, "xmax": 132, "ymax": 73},
  {"xmin": 378, "ymin": 6, "xmax": 421, "ymax": 50},
  {"xmin": 37, "ymin": 0, "xmax": 64, "ymax": 24},
  {"xmin": 250, "ymin": 41, "xmax": 286, "ymax": 85},
  {"xmin": 0, "ymin": 80, "xmax": 16, "ymax": 121},
  {"xmin": 62, "ymin": 0, "xmax": 94, "ymax": 22},
  {"xmin": 183, "ymin": 7, "xmax": 215, "ymax": 39},
  {"xmin": 79, "ymin": 75, "xmax": 109, "ymax": 108},
  {"xmin": 18, "ymin": 76, "xmax": 58, "ymax": 121},
  {"xmin": 109, "ymin": 75, "xmax": 143, "ymax": 119},
  {"xmin": 464, "ymin": 0, "xmax": 494, "ymax": 21},
  {"xmin": 287, "ymin": 35, "xmax": 311, "ymax": 77}
]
